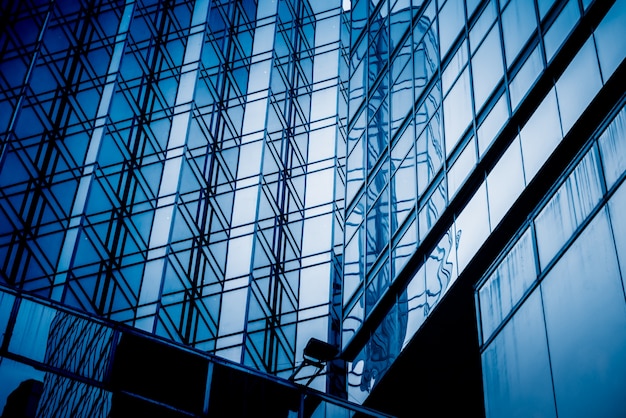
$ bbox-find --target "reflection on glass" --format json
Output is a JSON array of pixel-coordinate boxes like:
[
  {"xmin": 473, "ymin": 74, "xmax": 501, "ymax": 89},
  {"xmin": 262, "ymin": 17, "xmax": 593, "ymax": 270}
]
[
  {"xmin": 541, "ymin": 209, "xmax": 626, "ymax": 418},
  {"xmin": 402, "ymin": 264, "xmax": 426, "ymax": 348},
  {"xmin": 438, "ymin": 0, "xmax": 465, "ymax": 59},
  {"xmin": 425, "ymin": 226, "xmax": 457, "ymax": 310},
  {"xmin": 418, "ymin": 178, "xmax": 446, "ymax": 242},
  {"xmin": 0, "ymin": 358, "xmax": 45, "ymax": 416},
  {"xmin": 392, "ymin": 216, "xmax": 417, "ymax": 279},
  {"xmin": 348, "ymin": 304, "xmax": 406, "ymax": 400}
]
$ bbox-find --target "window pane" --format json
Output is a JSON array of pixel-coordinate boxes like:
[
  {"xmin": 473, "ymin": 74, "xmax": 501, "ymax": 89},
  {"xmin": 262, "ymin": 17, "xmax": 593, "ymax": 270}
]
[
  {"xmin": 482, "ymin": 291, "xmax": 556, "ymax": 418},
  {"xmin": 443, "ymin": 67, "xmax": 472, "ymax": 157},
  {"xmin": 541, "ymin": 209, "xmax": 626, "ymax": 418},
  {"xmin": 544, "ymin": 0, "xmax": 580, "ymax": 62},
  {"xmin": 509, "ymin": 44, "xmax": 543, "ymax": 111},
  {"xmin": 534, "ymin": 149, "xmax": 603, "ymax": 269},
  {"xmin": 8, "ymin": 300, "xmax": 56, "ymax": 362},
  {"xmin": 487, "ymin": 136, "xmax": 525, "ymax": 227},
  {"xmin": 479, "ymin": 228, "xmax": 536, "ymax": 342},
  {"xmin": 594, "ymin": 0, "xmax": 626, "ymax": 81},
  {"xmin": 598, "ymin": 104, "xmax": 626, "ymax": 189},
  {"xmin": 556, "ymin": 38, "xmax": 602, "ymax": 134},
  {"xmin": 520, "ymin": 89, "xmax": 562, "ymax": 181},
  {"xmin": 439, "ymin": 0, "xmax": 465, "ymax": 59},
  {"xmin": 607, "ymin": 180, "xmax": 626, "ymax": 296},
  {"xmin": 455, "ymin": 183, "xmax": 489, "ymax": 272},
  {"xmin": 501, "ymin": 0, "xmax": 536, "ymax": 67},
  {"xmin": 472, "ymin": 25, "xmax": 503, "ymax": 112},
  {"xmin": 447, "ymin": 137, "xmax": 476, "ymax": 200},
  {"xmin": 477, "ymin": 93, "xmax": 508, "ymax": 156}
]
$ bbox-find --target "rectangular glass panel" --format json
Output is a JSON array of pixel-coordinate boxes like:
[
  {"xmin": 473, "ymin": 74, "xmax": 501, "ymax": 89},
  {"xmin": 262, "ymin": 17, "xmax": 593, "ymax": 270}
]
[
  {"xmin": 541, "ymin": 209, "xmax": 626, "ymax": 418},
  {"xmin": 478, "ymin": 228, "xmax": 536, "ymax": 342},
  {"xmin": 556, "ymin": 38, "xmax": 603, "ymax": 134},
  {"xmin": 544, "ymin": 0, "xmax": 580, "ymax": 62},
  {"xmin": 481, "ymin": 290, "xmax": 557, "ymax": 418},
  {"xmin": 487, "ymin": 136, "xmax": 525, "ymax": 227},
  {"xmin": 598, "ymin": 104, "xmax": 626, "ymax": 189},
  {"xmin": 534, "ymin": 149, "xmax": 603, "ymax": 270}
]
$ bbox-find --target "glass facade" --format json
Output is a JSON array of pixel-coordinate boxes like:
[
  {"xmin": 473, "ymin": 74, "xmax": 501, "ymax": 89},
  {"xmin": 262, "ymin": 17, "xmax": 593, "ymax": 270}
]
[
  {"xmin": 0, "ymin": 0, "xmax": 356, "ymax": 411},
  {"xmin": 1, "ymin": 0, "xmax": 625, "ymax": 416},
  {"xmin": 341, "ymin": 0, "xmax": 626, "ymax": 414}
]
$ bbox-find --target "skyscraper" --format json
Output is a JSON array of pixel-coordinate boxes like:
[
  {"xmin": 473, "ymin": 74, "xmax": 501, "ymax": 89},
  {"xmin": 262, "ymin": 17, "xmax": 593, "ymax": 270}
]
[{"xmin": 1, "ymin": 0, "xmax": 625, "ymax": 417}]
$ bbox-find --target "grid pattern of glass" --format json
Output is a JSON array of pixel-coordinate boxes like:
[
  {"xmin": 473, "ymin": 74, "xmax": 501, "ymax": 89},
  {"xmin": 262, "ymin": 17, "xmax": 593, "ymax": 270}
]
[
  {"xmin": 0, "ymin": 0, "xmax": 345, "ymax": 386},
  {"xmin": 343, "ymin": 0, "xmax": 626, "ymax": 402}
]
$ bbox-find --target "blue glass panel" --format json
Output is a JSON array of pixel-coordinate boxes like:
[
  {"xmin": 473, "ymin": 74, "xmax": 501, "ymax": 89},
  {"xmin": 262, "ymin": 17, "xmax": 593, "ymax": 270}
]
[
  {"xmin": 501, "ymin": 0, "xmax": 536, "ymax": 67},
  {"xmin": 477, "ymin": 93, "xmax": 508, "ymax": 157},
  {"xmin": 487, "ymin": 136, "xmax": 525, "ymax": 227},
  {"xmin": 455, "ymin": 182, "xmax": 489, "ymax": 272},
  {"xmin": 534, "ymin": 149, "xmax": 603, "ymax": 270},
  {"xmin": 470, "ymin": 0, "xmax": 497, "ymax": 53},
  {"xmin": 519, "ymin": 89, "xmax": 563, "ymax": 181},
  {"xmin": 443, "ymin": 67, "xmax": 472, "ymax": 157},
  {"xmin": 418, "ymin": 178, "xmax": 446, "ymax": 241},
  {"xmin": 594, "ymin": 0, "xmax": 626, "ymax": 83},
  {"xmin": 544, "ymin": 0, "xmax": 580, "ymax": 62},
  {"xmin": 608, "ymin": 180, "xmax": 626, "ymax": 296},
  {"xmin": 447, "ymin": 136, "xmax": 476, "ymax": 199},
  {"xmin": 478, "ymin": 228, "xmax": 536, "ymax": 342},
  {"xmin": 425, "ymin": 226, "xmax": 457, "ymax": 310},
  {"xmin": 598, "ymin": 104, "xmax": 626, "ymax": 189},
  {"xmin": 471, "ymin": 25, "xmax": 503, "ymax": 112},
  {"xmin": 392, "ymin": 216, "xmax": 417, "ymax": 279},
  {"xmin": 402, "ymin": 263, "xmax": 426, "ymax": 348},
  {"xmin": 8, "ymin": 300, "xmax": 56, "ymax": 362},
  {"xmin": 0, "ymin": 292, "xmax": 15, "ymax": 347},
  {"xmin": 482, "ymin": 290, "xmax": 557, "ymax": 418},
  {"xmin": 556, "ymin": 38, "xmax": 602, "ymax": 134},
  {"xmin": 537, "ymin": 0, "xmax": 557, "ymax": 20},
  {"xmin": 438, "ymin": 0, "xmax": 465, "ymax": 59},
  {"xmin": 509, "ymin": 45, "xmax": 543, "ymax": 111},
  {"xmin": 0, "ymin": 358, "xmax": 46, "ymax": 415},
  {"xmin": 542, "ymin": 209, "xmax": 626, "ymax": 418}
]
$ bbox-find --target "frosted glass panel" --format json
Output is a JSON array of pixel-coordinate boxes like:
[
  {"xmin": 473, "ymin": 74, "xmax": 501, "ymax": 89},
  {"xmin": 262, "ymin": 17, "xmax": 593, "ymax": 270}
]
[
  {"xmin": 535, "ymin": 149, "xmax": 602, "ymax": 270},
  {"xmin": 479, "ymin": 228, "xmax": 536, "ymax": 342},
  {"xmin": 598, "ymin": 104, "xmax": 626, "ymax": 190}
]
